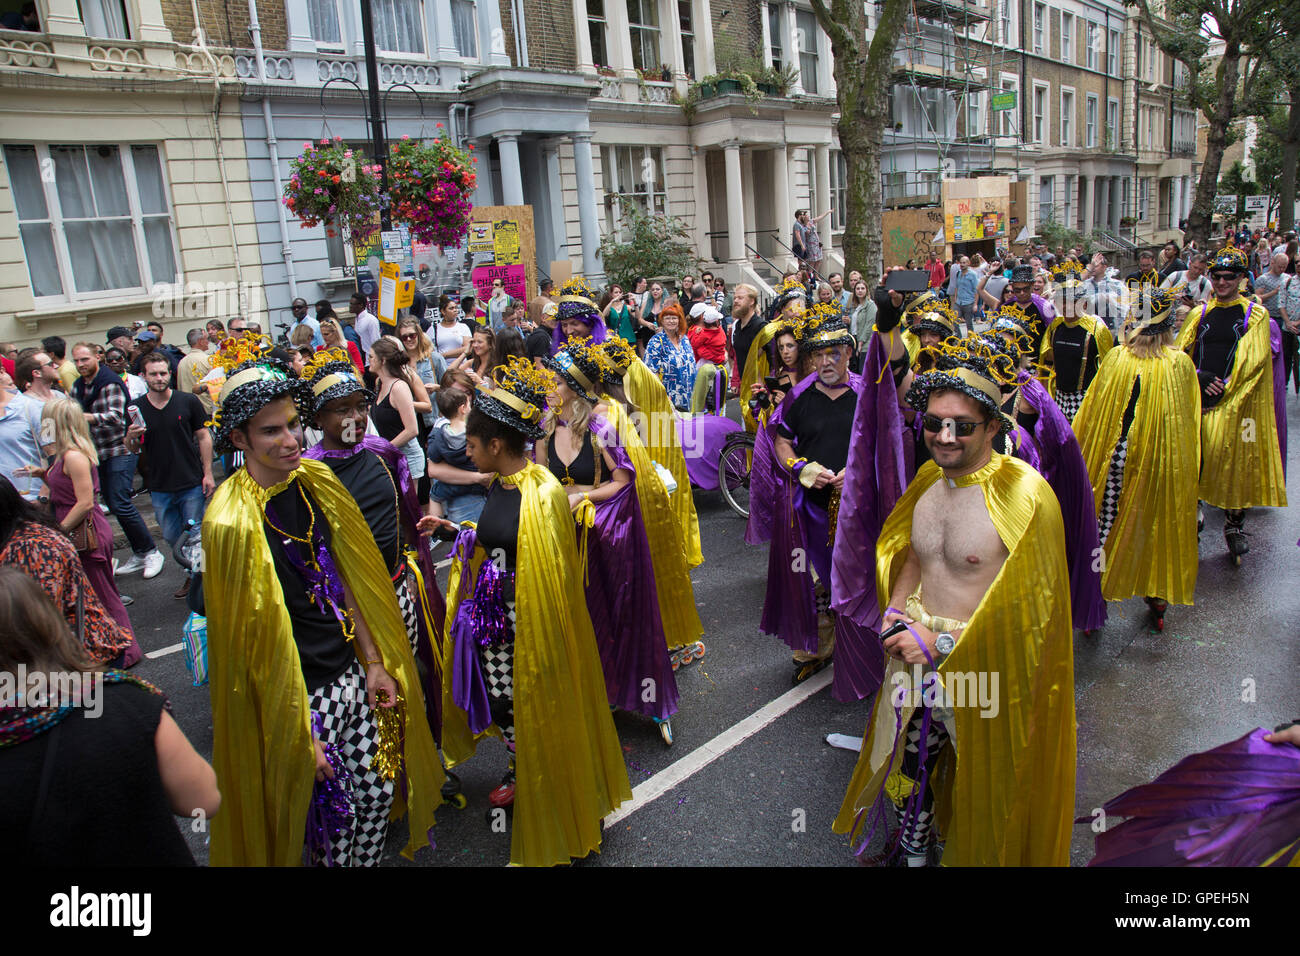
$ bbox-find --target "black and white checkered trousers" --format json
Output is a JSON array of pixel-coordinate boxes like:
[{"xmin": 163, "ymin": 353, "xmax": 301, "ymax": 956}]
[
  {"xmin": 897, "ymin": 709, "xmax": 951, "ymax": 858},
  {"xmin": 1097, "ymin": 435, "xmax": 1129, "ymax": 547},
  {"xmin": 482, "ymin": 601, "xmax": 518, "ymax": 743},
  {"xmin": 307, "ymin": 658, "xmax": 396, "ymax": 867},
  {"xmin": 394, "ymin": 572, "xmax": 420, "ymax": 657},
  {"xmin": 1056, "ymin": 389, "xmax": 1084, "ymax": 423}
]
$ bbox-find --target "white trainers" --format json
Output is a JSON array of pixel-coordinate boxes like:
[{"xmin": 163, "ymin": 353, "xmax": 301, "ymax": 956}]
[
  {"xmin": 142, "ymin": 549, "xmax": 165, "ymax": 579},
  {"xmin": 114, "ymin": 554, "xmax": 145, "ymax": 576}
]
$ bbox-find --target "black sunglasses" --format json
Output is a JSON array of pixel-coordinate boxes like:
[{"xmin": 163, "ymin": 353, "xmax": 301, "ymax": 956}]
[
  {"xmin": 1210, "ymin": 272, "xmax": 1238, "ymax": 281},
  {"xmin": 922, "ymin": 414, "xmax": 989, "ymax": 436}
]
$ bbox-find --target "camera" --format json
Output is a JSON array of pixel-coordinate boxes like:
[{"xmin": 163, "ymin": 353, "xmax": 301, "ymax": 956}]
[{"xmin": 747, "ymin": 392, "xmax": 771, "ymax": 417}]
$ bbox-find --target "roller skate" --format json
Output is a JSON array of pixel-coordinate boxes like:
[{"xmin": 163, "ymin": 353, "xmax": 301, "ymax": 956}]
[
  {"xmin": 441, "ymin": 768, "xmax": 467, "ymax": 809},
  {"xmin": 487, "ymin": 763, "xmax": 516, "ymax": 817},
  {"xmin": 1224, "ymin": 511, "xmax": 1249, "ymax": 566},
  {"xmin": 792, "ymin": 655, "xmax": 832, "ymax": 685},
  {"xmin": 1143, "ymin": 596, "xmax": 1168, "ymax": 632},
  {"xmin": 653, "ymin": 716, "xmax": 674, "ymax": 746},
  {"xmin": 670, "ymin": 641, "xmax": 706, "ymax": 671}
]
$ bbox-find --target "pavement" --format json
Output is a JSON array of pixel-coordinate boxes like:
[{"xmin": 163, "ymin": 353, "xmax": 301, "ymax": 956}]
[{"xmin": 120, "ymin": 396, "xmax": 1300, "ymax": 867}]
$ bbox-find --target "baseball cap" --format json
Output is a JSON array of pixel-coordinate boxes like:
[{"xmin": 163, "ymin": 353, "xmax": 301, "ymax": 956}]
[
  {"xmin": 135, "ymin": 330, "xmax": 158, "ymax": 342},
  {"xmin": 106, "ymin": 326, "xmax": 132, "ymax": 342}
]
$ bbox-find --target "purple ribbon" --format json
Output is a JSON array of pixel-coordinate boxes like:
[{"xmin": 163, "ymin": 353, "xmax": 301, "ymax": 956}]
[
  {"xmin": 305, "ymin": 711, "xmax": 354, "ymax": 867},
  {"xmin": 449, "ymin": 529, "xmax": 513, "ymax": 734},
  {"xmin": 266, "ymin": 501, "xmax": 350, "ymax": 632}
]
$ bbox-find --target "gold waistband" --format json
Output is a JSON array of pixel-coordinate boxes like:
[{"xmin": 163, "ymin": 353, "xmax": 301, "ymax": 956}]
[{"xmin": 905, "ymin": 585, "xmax": 970, "ymax": 634}]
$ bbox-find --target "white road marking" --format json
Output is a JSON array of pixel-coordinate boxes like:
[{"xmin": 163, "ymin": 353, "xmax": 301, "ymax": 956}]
[
  {"xmin": 146, "ymin": 643, "xmax": 185, "ymax": 659},
  {"xmin": 603, "ymin": 666, "xmax": 833, "ymax": 828},
  {"xmin": 435, "ymin": 558, "xmax": 452, "ymax": 569}
]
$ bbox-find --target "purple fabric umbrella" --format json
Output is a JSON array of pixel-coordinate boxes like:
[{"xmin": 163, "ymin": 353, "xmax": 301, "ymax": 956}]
[{"xmin": 1082, "ymin": 728, "xmax": 1300, "ymax": 867}]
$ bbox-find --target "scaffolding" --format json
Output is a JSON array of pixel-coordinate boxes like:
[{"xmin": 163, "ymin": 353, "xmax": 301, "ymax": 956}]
[{"xmin": 881, "ymin": 0, "xmax": 1024, "ymax": 206}]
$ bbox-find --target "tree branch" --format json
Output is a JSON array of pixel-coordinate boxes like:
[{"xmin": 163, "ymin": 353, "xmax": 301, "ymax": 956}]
[
  {"xmin": 809, "ymin": 0, "xmax": 854, "ymax": 51},
  {"xmin": 868, "ymin": 0, "xmax": 912, "ymax": 75}
]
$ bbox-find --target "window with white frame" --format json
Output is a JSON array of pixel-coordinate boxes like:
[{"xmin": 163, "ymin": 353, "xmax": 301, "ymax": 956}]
[
  {"xmin": 1108, "ymin": 29, "xmax": 1120, "ymax": 76},
  {"xmin": 78, "ymin": 0, "xmax": 131, "ymax": 40},
  {"xmin": 998, "ymin": 0, "xmax": 1012, "ymax": 44},
  {"xmin": 1139, "ymin": 176, "xmax": 1149, "ymax": 220},
  {"xmin": 795, "ymin": 8, "xmax": 820, "ymax": 95},
  {"xmin": 1060, "ymin": 11, "xmax": 1073, "ymax": 64},
  {"xmin": 767, "ymin": 4, "xmax": 784, "ymax": 71},
  {"xmin": 305, "ymin": 0, "xmax": 343, "ymax": 47},
  {"xmin": 1143, "ymin": 36, "xmax": 1155, "ymax": 82},
  {"xmin": 965, "ymin": 91, "xmax": 983, "ymax": 139},
  {"xmin": 371, "ymin": 0, "xmax": 426, "ymax": 55},
  {"xmin": 1064, "ymin": 174, "xmax": 1074, "ymax": 225},
  {"xmin": 1060, "ymin": 88, "xmax": 1074, "ymax": 146},
  {"xmin": 678, "ymin": 0, "xmax": 696, "ymax": 79},
  {"xmin": 1142, "ymin": 104, "xmax": 1153, "ymax": 149},
  {"xmin": 602, "ymin": 145, "xmax": 666, "ymax": 237},
  {"xmin": 829, "ymin": 150, "xmax": 847, "ymax": 231},
  {"xmin": 450, "ymin": 0, "xmax": 478, "ymax": 58},
  {"xmin": 4, "ymin": 144, "xmax": 179, "ymax": 301},
  {"xmin": 1032, "ymin": 2, "xmax": 1045, "ymax": 55},
  {"xmin": 1000, "ymin": 76, "xmax": 1019, "ymax": 137},
  {"xmin": 1085, "ymin": 93, "xmax": 1098, "ymax": 148},
  {"xmin": 627, "ymin": 0, "xmax": 661, "ymax": 73},
  {"xmin": 588, "ymin": 0, "xmax": 609, "ymax": 68},
  {"xmin": 1085, "ymin": 21, "xmax": 1097, "ymax": 69},
  {"xmin": 1154, "ymin": 107, "xmax": 1164, "ymax": 149},
  {"xmin": 920, "ymin": 87, "xmax": 945, "ymax": 135},
  {"xmin": 1039, "ymin": 174, "xmax": 1054, "ymax": 221},
  {"xmin": 1106, "ymin": 97, "xmax": 1119, "ymax": 149},
  {"xmin": 1121, "ymin": 176, "xmax": 1130, "ymax": 219},
  {"xmin": 1032, "ymin": 82, "xmax": 1048, "ymax": 144}
]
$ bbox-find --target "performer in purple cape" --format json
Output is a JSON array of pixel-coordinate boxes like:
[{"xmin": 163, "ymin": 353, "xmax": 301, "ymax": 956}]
[
  {"xmin": 551, "ymin": 277, "xmax": 608, "ymax": 353},
  {"xmin": 537, "ymin": 339, "xmax": 680, "ymax": 745},
  {"xmin": 298, "ymin": 349, "xmax": 456, "ymax": 760},
  {"xmin": 763, "ymin": 304, "xmax": 876, "ymax": 691},
  {"xmin": 976, "ymin": 334, "xmax": 1107, "ymax": 633},
  {"xmin": 1082, "ymin": 723, "xmax": 1300, "ymax": 867},
  {"xmin": 745, "ymin": 315, "xmax": 805, "ymax": 548}
]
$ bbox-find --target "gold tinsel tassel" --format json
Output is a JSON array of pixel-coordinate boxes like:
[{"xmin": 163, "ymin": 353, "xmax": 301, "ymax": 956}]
[
  {"xmin": 827, "ymin": 487, "xmax": 842, "ymax": 548},
  {"xmin": 371, "ymin": 690, "xmax": 406, "ymax": 782}
]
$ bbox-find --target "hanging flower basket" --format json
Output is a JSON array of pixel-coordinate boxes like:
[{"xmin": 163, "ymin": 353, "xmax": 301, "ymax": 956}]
[
  {"xmin": 282, "ymin": 136, "xmax": 382, "ymax": 243},
  {"xmin": 387, "ymin": 133, "xmax": 476, "ymax": 248}
]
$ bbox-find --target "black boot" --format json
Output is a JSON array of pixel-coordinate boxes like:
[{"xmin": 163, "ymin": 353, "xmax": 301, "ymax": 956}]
[{"xmin": 1224, "ymin": 510, "xmax": 1249, "ymax": 563}]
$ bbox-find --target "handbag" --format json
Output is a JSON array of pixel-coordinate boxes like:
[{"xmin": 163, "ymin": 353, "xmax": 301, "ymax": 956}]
[{"xmin": 69, "ymin": 513, "xmax": 97, "ymax": 553}]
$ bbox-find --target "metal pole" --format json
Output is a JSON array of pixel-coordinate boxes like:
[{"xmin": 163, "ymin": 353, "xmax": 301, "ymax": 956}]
[{"xmin": 358, "ymin": 0, "xmax": 390, "ymax": 230}]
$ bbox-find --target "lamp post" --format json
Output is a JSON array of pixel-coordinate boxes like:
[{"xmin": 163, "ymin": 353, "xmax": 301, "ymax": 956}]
[{"xmin": 358, "ymin": 0, "xmax": 391, "ymax": 231}]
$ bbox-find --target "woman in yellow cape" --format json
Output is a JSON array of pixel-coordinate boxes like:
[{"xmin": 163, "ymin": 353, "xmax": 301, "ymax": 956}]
[
  {"xmin": 1038, "ymin": 277, "xmax": 1113, "ymax": 421},
  {"xmin": 1072, "ymin": 289, "xmax": 1200, "ymax": 626},
  {"xmin": 623, "ymin": 355, "xmax": 703, "ymax": 567},
  {"xmin": 739, "ymin": 276, "xmax": 808, "ymax": 431},
  {"xmin": 596, "ymin": 337, "xmax": 705, "ymax": 664},
  {"xmin": 440, "ymin": 358, "xmax": 630, "ymax": 866},
  {"xmin": 201, "ymin": 342, "xmax": 444, "ymax": 866}
]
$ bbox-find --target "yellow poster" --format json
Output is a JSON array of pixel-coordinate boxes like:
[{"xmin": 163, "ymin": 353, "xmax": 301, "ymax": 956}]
[
  {"xmin": 468, "ymin": 222, "xmax": 493, "ymax": 254},
  {"xmin": 493, "ymin": 220, "xmax": 521, "ymax": 265}
]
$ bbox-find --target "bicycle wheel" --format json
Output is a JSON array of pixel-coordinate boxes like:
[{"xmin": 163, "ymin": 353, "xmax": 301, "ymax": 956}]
[{"xmin": 718, "ymin": 431, "xmax": 754, "ymax": 519}]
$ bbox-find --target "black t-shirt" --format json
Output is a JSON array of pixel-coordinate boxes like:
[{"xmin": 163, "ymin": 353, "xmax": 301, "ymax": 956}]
[
  {"xmin": 0, "ymin": 682, "xmax": 195, "ymax": 866},
  {"xmin": 321, "ymin": 449, "xmax": 401, "ymax": 575},
  {"xmin": 263, "ymin": 483, "xmax": 355, "ymax": 691},
  {"xmin": 732, "ymin": 314, "xmax": 768, "ymax": 377},
  {"xmin": 776, "ymin": 382, "xmax": 858, "ymax": 510},
  {"xmin": 525, "ymin": 327, "xmax": 553, "ymax": 362},
  {"xmin": 1049, "ymin": 323, "xmax": 1098, "ymax": 393},
  {"xmin": 130, "ymin": 391, "xmax": 207, "ymax": 492},
  {"xmin": 1193, "ymin": 302, "xmax": 1246, "ymax": 410}
]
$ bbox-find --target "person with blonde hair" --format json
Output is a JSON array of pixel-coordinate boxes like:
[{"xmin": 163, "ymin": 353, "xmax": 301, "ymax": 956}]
[
  {"xmin": 320, "ymin": 318, "xmax": 365, "ymax": 375},
  {"xmin": 15, "ymin": 400, "xmax": 141, "ymax": 664},
  {"xmin": 397, "ymin": 317, "xmax": 447, "ymax": 400}
]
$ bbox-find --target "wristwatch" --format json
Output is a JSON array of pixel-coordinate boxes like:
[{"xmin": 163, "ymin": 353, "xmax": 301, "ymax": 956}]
[{"xmin": 934, "ymin": 631, "xmax": 956, "ymax": 661}]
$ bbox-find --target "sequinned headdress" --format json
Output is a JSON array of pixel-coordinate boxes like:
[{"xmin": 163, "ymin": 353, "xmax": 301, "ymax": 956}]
[
  {"xmin": 902, "ymin": 288, "xmax": 943, "ymax": 324},
  {"xmin": 298, "ymin": 347, "xmax": 374, "ymax": 427},
  {"xmin": 795, "ymin": 302, "xmax": 855, "ymax": 354},
  {"xmin": 1051, "ymin": 259, "xmax": 1086, "ymax": 282},
  {"xmin": 542, "ymin": 335, "xmax": 604, "ymax": 403},
  {"xmin": 1125, "ymin": 287, "xmax": 1177, "ymax": 338},
  {"xmin": 1211, "ymin": 247, "xmax": 1249, "ymax": 276},
  {"xmin": 207, "ymin": 332, "xmax": 301, "ymax": 454},
  {"xmin": 764, "ymin": 276, "xmax": 808, "ymax": 323},
  {"xmin": 906, "ymin": 334, "xmax": 1018, "ymax": 435},
  {"xmin": 553, "ymin": 276, "xmax": 607, "ymax": 347},
  {"xmin": 473, "ymin": 356, "xmax": 555, "ymax": 441},
  {"xmin": 912, "ymin": 299, "xmax": 960, "ymax": 339},
  {"xmin": 596, "ymin": 335, "xmax": 638, "ymax": 386}
]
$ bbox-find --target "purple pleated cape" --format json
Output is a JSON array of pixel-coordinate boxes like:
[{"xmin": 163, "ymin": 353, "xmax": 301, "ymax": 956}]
[
  {"xmin": 1082, "ymin": 728, "xmax": 1300, "ymax": 867},
  {"xmin": 1011, "ymin": 371, "xmax": 1108, "ymax": 632}
]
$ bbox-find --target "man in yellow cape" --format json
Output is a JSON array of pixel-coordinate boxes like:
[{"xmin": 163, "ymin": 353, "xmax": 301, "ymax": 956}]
[
  {"xmin": 201, "ymin": 338, "xmax": 444, "ymax": 866},
  {"xmin": 1072, "ymin": 288, "xmax": 1200, "ymax": 623},
  {"xmin": 833, "ymin": 336, "xmax": 1075, "ymax": 866},
  {"xmin": 440, "ymin": 359, "xmax": 630, "ymax": 866},
  {"xmin": 1174, "ymin": 247, "xmax": 1287, "ymax": 562},
  {"xmin": 1038, "ymin": 276, "xmax": 1113, "ymax": 422}
]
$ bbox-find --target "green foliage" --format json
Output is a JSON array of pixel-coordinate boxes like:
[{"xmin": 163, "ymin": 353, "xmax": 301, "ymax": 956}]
[
  {"xmin": 713, "ymin": 27, "xmax": 764, "ymax": 77},
  {"xmin": 1038, "ymin": 213, "xmax": 1094, "ymax": 252},
  {"xmin": 598, "ymin": 198, "xmax": 698, "ymax": 292}
]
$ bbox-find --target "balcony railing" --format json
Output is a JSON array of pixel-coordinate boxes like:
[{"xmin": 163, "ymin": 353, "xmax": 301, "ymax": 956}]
[{"xmin": 1172, "ymin": 138, "xmax": 1196, "ymax": 157}]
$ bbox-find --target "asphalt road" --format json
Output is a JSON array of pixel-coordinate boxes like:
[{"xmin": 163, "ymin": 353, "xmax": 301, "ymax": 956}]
[{"xmin": 123, "ymin": 396, "xmax": 1300, "ymax": 867}]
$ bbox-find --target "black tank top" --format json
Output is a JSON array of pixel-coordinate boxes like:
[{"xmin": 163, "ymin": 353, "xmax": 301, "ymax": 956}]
[
  {"xmin": 546, "ymin": 429, "xmax": 597, "ymax": 486},
  {"xmin": 371, "ymin": 388, "xmax": 403, "ymax": 443},
  {"xmin": 476, "ymin": 480, "xmax": 521, "ymax": 578}
]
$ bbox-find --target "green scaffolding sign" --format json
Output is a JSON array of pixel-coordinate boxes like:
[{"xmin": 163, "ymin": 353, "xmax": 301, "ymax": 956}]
[{"xmin": 991, "ymin": 91, "xmax": 1017, "ymax": 112}]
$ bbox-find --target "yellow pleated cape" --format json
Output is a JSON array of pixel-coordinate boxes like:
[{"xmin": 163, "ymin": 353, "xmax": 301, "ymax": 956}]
[
  {"xmin": 440, "ymin": 462, "xmax": 631, "ymax": 866},
  {"xmin": 739, "ymin": 322, "xmax": 781, "ymax": 432},
  {"xmin": 1176, "ymin": 298, "xmax": 1288, "ymax": 510},
  {"xmin": 602, "ymin": 397, "xmax": 704, "ymax": 650},
  {"xmin": 1039, "ymin": 313, "xmax": 1113, "ymax": 397},
  {"xmin": 1072, "ymin": 346, "xmax": 1201, "ymax": 604},
  {"xmin": 624, "ymin": 357, "xmax": 703, "ymax": 567},
  {"xmin": 202, "ymin": 461, "xmax": 444, "ymax": 866},
  {"xmin": 833, "ymin": 454, "xmax": 1076, "ymax": 866}
]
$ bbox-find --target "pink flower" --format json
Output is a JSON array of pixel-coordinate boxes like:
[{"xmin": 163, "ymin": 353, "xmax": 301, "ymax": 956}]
[
  {"xmin": 402, "ymin": 134, "xmax": 410, "ymax": 140},
  {"xmin": 320, "ymin": 138, "xmax": 330, "ymax": 145}
]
